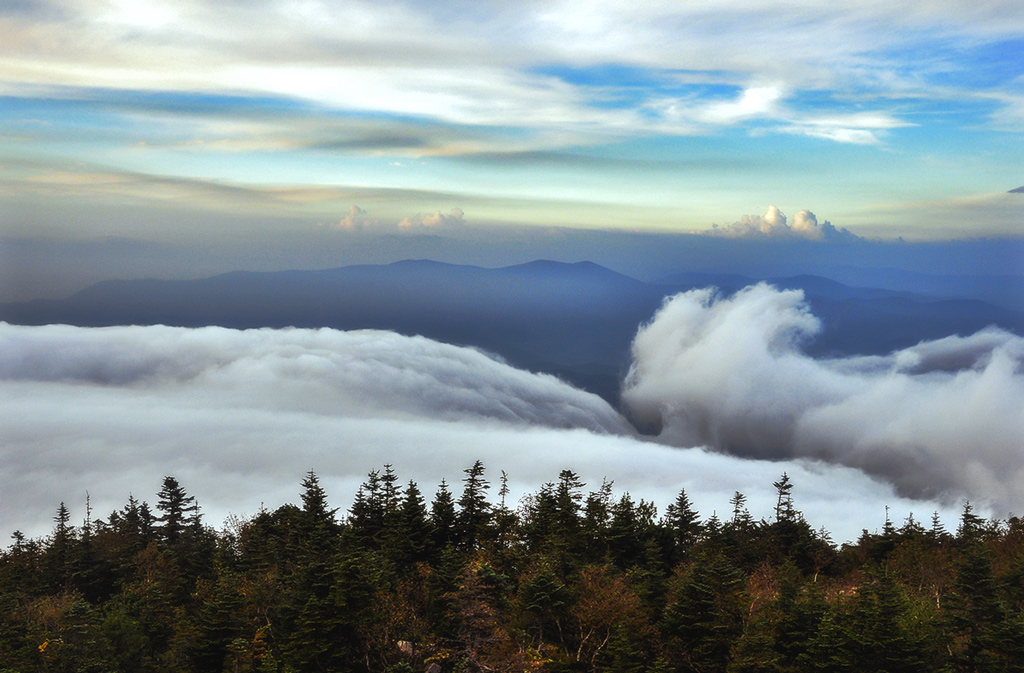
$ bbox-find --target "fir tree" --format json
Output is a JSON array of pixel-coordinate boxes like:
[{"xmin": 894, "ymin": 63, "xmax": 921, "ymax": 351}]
[
  {"xmin": 431, "ymin": 479, "xmax": 457, "ymax": 552},
  {"xmin": 155, "ymin": 476, "xmax": 199, "ymax": 547},
  {"xmin": 456, "ymin": 460, "xmax": 491, "ymax": 551},
  {"xmin": 664, "ymin": 488, "xmax": 701, "ymax": 553}
]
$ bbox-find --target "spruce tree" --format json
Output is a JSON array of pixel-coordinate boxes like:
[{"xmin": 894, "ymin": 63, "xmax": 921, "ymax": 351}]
[
  {"xmin": 299, "ymin": 470, "xmax": 337, "ymax": 555},
  {"xmin": 155, "ymin": 476, "xmax": 198, "ymax": 547},
  {"xmin": 431, "ymin": 479, "xmax": 457, "ymax": 552},
  {"xmin": 664, "ymin": 488, "xmax": 701, "ymax": 554},
  {"xmin": 456, "ymin": 460, "xmax": 491, "ymax": 551},
  {"xmin": 392, "ymin": 480, "xmax": 432, "ymax": 566}
]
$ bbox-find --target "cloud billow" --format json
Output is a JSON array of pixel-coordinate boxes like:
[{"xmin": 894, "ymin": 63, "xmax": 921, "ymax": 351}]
[
  {"xmin": 704, "ymin": 205, "xmax": 859, "ymax": 242},
  {"xmin": 328, "ymin": 205, "xmax": 466, "ymax": 233},
  {"xmin": 621, "ymin": 285, "xmax": 1024, "ymax": 509},
  {"xmin": 0, "ymin": 323, "xmax": 629, "ymax": 433}
]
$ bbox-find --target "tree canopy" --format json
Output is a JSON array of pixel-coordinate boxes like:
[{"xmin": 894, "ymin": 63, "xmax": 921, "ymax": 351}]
[{"xmin": 2, "ymin": 467, "xmax": 1023, "ymax": 673}]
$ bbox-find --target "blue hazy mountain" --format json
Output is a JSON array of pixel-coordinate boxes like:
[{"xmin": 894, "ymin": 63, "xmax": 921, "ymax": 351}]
[{"xmin": 4, "ymin": 260, "xmax": 1023, "ymax": 404}]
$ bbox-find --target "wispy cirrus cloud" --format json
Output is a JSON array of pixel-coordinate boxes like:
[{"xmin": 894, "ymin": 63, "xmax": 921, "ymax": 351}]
[{"xmin": 4, "ymin": 0, "xmax": 1021, "ymax": 143}]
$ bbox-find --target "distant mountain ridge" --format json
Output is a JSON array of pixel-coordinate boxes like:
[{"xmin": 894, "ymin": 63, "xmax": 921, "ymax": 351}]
[{"xmin": 4, "ymin": 260, "xmax": 1023, "ymax": 404}]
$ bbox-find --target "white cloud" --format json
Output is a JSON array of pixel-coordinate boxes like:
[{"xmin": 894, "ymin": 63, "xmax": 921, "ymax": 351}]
[
  {"xmin": 0, "ymin": 321, "xmax": 959, "ymax": 544},
  {"xmin": 0, "ymin": 323, "xmax": 629, "ymax": 432},
  {"xmin": 333, "ymin": 204, "xmax": 374, "ymax": 230},
  {"xmin": 698, "ymin": 86, "xmax": 784, "ymax": 124},
  {"xmin": 398, "ymin": 206, "xmax": 465, "ymax": 230},
  {"xmin": 704, "ymin": 205, "xmax": 859, "ymax": 241},
  {"xmin": 0, "ymin": 0, "xmax": 1010, "ymax": 145},
  {"xmin": 622, "ymin": 285, "xmax": 1024, "ymax": 510},
  {"xmin": 325, "ymin": 205, "xmax": 467, "ymax": 232}
]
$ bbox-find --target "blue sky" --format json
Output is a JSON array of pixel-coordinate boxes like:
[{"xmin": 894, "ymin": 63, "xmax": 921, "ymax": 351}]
[{"xmin": 1, "ymin": 0, "xmax": 1023, "ymax": 285}]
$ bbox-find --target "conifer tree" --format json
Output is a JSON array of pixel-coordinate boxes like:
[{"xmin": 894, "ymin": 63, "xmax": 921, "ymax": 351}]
[
  {"xmin": 456, "ymin": 460, "xmax": 491, "ymax": 551},
  {"xmin": 577, "ymin": 479, "xmax": 612, "ymax": 561},
  {"xmin": 773, "ymin": 473, "xmax": 795, "ymax": 523},
  {"xmin": 392, "ymin": 480, "xmax": 432, "ymax": 566},
  {"xmin": 299, "ymin": 470, "xmax": 337, "ymax": 555},
  {"xmin": 155, "ymin": 476, "xmax": 199, "ymax": 547},
  {"xmin": 494, "ymin": 470, "xmax": 517, "ymax": 548},
  {"xmin": 350, "ymin": 469, "xmax": 386, "ymax": 546},
  {"xmin": 553, "ymin": 470, "xmax": 585, "ymax": 535},
  {"xmin": 729, "ymin": 491, "xmax": 752, "ymax": 528},
  {"xmin": 608, "ymin": 493, "xmax": 647, "ymax": 568},
  {"xmin": 381, "ymin": 464, "xmax": 402, "ymax": 517},
  {"xmin": 431, "ymin": 479, "xmax": 457, "ymax": 552},
  {"xmin": 664, "ymin": 488, "xmax": 701, "ymax": 553},
  {"xmin": 44, "ymin": 502, "xmax": 74, "ymax": 589},
  {"xmin": 661, "ymin": 551, "xmax": 745, "ymax": 672}
]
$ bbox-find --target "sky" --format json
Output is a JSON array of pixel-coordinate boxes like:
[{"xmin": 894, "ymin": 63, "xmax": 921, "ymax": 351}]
[
  {"xmin": 1, "ymin": 0, "xmax": 1023, "ymax": 287},
  {"xmin": 2, "ymin": 1, "xmax": 1024, "ymax": 544}
]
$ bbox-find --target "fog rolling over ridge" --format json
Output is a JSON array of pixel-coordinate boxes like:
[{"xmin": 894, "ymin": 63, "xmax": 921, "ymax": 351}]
[
  {"xmin": 3, "ymin": 259, "xmax": 1023, "ymax": 407},
  {"xmin": 2, "ymin": 262, "xmax": 1023, "ymax": 540},
  {"xmin": 623, "ymin": 284, "xmax": 1024, "ymax": 510},
  {"xmin": 1, "ymin": 320, "xmax": 946, "ymax": 545}
]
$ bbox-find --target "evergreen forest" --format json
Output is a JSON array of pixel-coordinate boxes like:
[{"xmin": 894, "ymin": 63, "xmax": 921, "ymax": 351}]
[{"xmin": 3, "ymin": 462, "xmax": 1024, "ymax": 673}]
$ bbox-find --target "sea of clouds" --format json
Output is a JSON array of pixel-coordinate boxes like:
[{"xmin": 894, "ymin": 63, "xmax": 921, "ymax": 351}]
[{"xmin": 6, "ymin": 288, "xmax": 1021, "ymax": 544}]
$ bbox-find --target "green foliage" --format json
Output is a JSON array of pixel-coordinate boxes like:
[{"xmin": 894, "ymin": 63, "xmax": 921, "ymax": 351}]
[{"xmin": 3, "ymin": 467, "xmax": 1024, "ymax": 672}]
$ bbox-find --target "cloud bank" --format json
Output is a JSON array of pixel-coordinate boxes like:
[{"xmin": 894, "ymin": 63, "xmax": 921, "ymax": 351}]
[
  {"xmin": 0, "ymin": 323, "xmax": 629, "ymax": 433},
  {"xmin": 622, "ymin": 285, "xmax": 1024, "ymax": 510},
  {"xmin": 704, "ymin": 206, "xmax": 859, "ymax": 242},
  {"xmin": 0, "ymin": 322, "xmax": 951, "ymax": 544}
]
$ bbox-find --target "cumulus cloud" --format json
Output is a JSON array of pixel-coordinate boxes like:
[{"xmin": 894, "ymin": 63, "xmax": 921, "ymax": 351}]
[
  {"xmin": 622, "ymin": 285, "xmax": 1024, "ymax": 509},
  {"xmin": 325, "ymin": 206, "xmax": 466, "ymax": 233},
  {"xmin": 705, "ymin": 205, "xmax": 859, "ymax": 241},
  {"xmin": 334, "ymin": 204, "xmax": 376, "ymax": 230},
  {"xmin": 0, "ymin": 322, "xmax": 955, "ymax": 544},
  {"xmin": 399, "ymin": 207, "xmax": 465, "ymax": 230}
]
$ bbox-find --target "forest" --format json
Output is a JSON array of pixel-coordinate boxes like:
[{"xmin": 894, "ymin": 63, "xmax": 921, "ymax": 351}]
[{"xmin": 2, "ymin": 462, "xmax": 1023, "ymax": 673}]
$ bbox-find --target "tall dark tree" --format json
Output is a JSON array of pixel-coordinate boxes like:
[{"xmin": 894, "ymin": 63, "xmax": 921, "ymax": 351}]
[
  {"xmin": 957, "ymin": 501, "xmax": 986, "ymax": 544},
  {"xmin": 773, "ymin": 473, "xmax": 795, "ymax": 523},
  {"xmin": 380, "ymin": 464, "xmax": 402, "ymax": 518},
  {"xmin": 664, "ymin": 488, "xmax": 701, "ymax": 554},
  {"xmin": 948, "ymin": 540, "xmax": 1005, "ymax": 672},
  {"xmin": 44, "ymin": 502, "xmax": 74, "ymax": 589},
  {"xmin": 456, "ymin": 460, "xmax": 491, "ymax": 551},
  {"xmin": 350, "ymin": 469, "xmax": 385, "ymax": 546},
  {"xmin": 494, "ymin": 470, "xmax": 517, "ymax": 548},
  {"xmin": 391, "ymin": 479, "xmax": 432, "ymax": 567},
  {"xmin": 431, "ymin": 479, "xmax": 457, "ymax": 552},
  {"xmin": 299, "ymin": 470, "xmax": 333, "ymax": 524},
  {"xmin": 607, "ymin": 493, "xmax": 656, "ymax": 568},
  {"xmin": 583, "ymin": 479, "xmax": 614, "ymax": 560},
  {"xmin": 554, "ymin": 471, "xmax": 585, "ymax": 527},
  {"xmin": 299, "ymin": 470, "xmax": 337, "ymax": 556},
  {"xmin": 729, "ymin": 491, "xmax": 752, "ymax": 529},
  {"xmin": 155, "ymin": 476, "xmax": 199, "ymax": 547}
]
